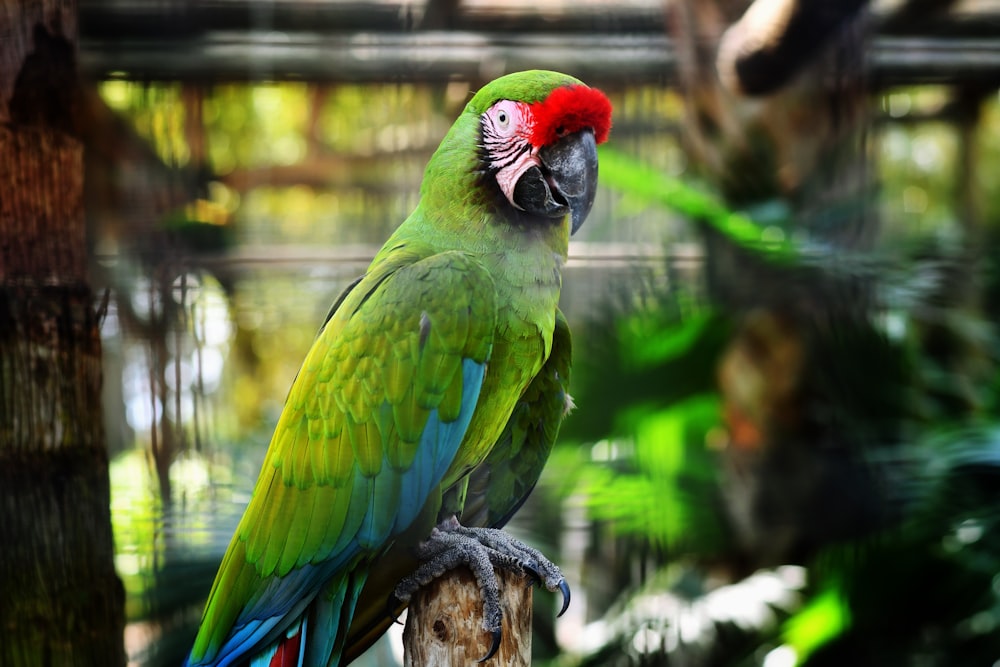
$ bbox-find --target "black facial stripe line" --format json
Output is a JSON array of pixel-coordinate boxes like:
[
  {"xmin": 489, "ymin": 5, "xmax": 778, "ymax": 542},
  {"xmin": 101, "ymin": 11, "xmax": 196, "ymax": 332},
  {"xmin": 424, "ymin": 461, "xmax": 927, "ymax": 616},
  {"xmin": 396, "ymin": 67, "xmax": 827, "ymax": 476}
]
[
  {"xmin": 480, "ymin": 115, "xmax": 531, "ymax": 171},
  {"xmin": 488, "ymin": 140, "xmax": 522, "ymax": 158},
  {"xmin": 491, "ymin": 141, "xmax": 529, "ymax": 170}
]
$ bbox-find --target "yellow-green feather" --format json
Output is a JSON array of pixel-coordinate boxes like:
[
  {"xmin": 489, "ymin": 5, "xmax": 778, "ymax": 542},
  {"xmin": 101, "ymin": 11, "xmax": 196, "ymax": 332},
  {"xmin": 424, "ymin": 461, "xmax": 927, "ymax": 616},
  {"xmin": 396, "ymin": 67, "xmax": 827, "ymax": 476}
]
[{"xmin": 190, "ymin": 247, "xmax": 499, "ymax": 662}]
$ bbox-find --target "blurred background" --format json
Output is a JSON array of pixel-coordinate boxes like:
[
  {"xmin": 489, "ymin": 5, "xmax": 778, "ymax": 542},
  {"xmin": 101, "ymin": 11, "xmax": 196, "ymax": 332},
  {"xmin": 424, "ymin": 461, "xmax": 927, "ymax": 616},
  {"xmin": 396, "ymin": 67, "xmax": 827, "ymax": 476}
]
[{"xmin": 52, "ymin": 0, "xmax": 1000, "ymax": 664}]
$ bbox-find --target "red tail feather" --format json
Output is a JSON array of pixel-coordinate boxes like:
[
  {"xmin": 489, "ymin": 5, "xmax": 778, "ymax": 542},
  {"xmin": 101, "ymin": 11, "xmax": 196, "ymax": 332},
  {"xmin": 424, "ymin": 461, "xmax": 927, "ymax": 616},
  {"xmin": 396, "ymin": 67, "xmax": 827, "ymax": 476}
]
[{"xmin": 267, "ymin": 622, "xmax": 303, "ymax": 667}]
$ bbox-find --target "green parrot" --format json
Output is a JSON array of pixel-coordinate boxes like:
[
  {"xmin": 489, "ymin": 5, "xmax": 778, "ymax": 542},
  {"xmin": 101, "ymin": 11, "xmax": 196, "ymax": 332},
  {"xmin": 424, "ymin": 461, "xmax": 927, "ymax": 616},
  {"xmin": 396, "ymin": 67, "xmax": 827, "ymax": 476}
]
[{"xmin": 185, "ymin": 70, "xmax": 612, "ymax": 667}]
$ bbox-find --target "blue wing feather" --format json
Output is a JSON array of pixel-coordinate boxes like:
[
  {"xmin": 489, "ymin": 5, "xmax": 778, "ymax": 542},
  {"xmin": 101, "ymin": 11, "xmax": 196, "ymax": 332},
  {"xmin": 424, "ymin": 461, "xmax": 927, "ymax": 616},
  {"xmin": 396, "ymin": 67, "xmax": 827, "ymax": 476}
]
[
  {"xmin": 187, "ymin": 252, "xmax": 495, "ymax": 667},
  {"xmin": 189, "ymin": 358, "xmax": 488, "ymax": 667}
]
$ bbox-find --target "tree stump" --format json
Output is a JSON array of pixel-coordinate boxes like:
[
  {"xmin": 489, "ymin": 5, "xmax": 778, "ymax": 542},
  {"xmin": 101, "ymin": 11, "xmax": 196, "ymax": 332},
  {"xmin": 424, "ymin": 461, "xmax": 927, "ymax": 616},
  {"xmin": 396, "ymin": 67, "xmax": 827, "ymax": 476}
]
[
  {"xmin": 0, "ymin": 2, "xmax": 126, "ymax": 665},
  {"xmin": 403, "ymin": 567, "xmax": 532, "ymax": 666}
]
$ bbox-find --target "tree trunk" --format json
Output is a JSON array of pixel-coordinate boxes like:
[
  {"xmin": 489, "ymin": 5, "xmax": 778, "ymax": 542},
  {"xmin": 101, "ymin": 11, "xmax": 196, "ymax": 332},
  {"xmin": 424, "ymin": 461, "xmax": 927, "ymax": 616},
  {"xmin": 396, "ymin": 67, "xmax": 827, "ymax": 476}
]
[
  {"xmin": 0, "ymin": 2, "xmax": 126, "ymax": 665},
  {"xmin": 403, "ymin": 568, "xmax": 532, "ymax": 666},
  {"xmin": 670, "ymin": 0, "xmax": 883, "ymax": 566}
]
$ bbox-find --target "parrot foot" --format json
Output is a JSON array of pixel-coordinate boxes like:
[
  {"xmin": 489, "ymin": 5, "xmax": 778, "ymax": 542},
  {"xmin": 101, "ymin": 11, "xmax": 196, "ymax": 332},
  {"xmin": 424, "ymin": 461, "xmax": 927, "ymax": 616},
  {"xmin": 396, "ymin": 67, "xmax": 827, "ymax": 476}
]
[{"xmin": 391, "ymin": 515, "xmax": 570, "ymax": 662}]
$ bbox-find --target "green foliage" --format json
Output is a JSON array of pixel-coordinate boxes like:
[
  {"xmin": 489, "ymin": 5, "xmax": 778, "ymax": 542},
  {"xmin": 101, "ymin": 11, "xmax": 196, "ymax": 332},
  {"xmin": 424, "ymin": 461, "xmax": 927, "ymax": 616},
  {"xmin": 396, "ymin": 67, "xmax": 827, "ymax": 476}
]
[
  {"xmin": 783, "ymin": 587, "xmax": 851, "ymax": 663},
  {"xmin": 790, "ymin": 428, "xmax": 1000, "ymax": 666},
  {"xmin": 560, "ymin": 96, "xmax": 1000, "ymax": 667},
  {"xmin": 578, "ymin": 395, "xmax": 725, "ymax": 552},
  {"xmin": 598, "ymin": 147, "xmax": 798, "ymax": 264},
  {"xmin": 877, "ymin": 87, "xmax": 962, "ymax": 238},
  {"xmin": 564, "ymin": 296, "xmax": 730, "ymax": 442},
  {"xmin": 618, "ymin": 304, "xmax": 717, "ymax": 370}
]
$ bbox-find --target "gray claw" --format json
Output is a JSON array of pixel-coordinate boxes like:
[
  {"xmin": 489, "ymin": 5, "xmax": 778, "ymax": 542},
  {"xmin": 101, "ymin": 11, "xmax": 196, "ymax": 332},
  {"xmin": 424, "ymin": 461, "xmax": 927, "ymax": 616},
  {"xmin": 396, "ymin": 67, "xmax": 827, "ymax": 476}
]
[
  {"xmin": 478, "ymin": 628, "xmax": 503, "ymax": 663},
  {"xmin": 398, "ymin": 517, "xmax": 568, "ymax": 661},
  {"xmin": 557, "ymin": 580, "xmax": 571, "ymax": 617},
  {"xmin": 386, "ymin": 594, "xmax": 405, "ymax": 625}
]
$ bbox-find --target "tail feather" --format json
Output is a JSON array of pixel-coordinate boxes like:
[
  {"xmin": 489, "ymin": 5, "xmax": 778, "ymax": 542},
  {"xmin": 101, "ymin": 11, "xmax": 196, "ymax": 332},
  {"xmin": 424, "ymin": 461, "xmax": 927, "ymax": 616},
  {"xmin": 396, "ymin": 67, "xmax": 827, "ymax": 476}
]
[
  {"xmin": 250, "ymin": 617, "xmax": 305, "ymax": 667},
  {"xmin": 305, "ymin": 567, "xmax": 370, "ymax": 667},
  {"xmin": 245, "ymin": 567, "xmax": 370, "ymax": 667}
]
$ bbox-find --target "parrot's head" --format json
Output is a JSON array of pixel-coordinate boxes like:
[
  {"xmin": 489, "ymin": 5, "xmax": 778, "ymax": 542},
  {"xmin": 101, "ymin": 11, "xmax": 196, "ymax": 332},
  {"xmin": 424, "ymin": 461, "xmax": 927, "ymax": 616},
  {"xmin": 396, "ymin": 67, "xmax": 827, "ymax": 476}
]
[
  {"xmin": 473, "ymin": 71, "xmax": 611, "ymax": 234},
  {"xmin": 423, "ymin": 71, "xmax": 612, "ymax": 237}
]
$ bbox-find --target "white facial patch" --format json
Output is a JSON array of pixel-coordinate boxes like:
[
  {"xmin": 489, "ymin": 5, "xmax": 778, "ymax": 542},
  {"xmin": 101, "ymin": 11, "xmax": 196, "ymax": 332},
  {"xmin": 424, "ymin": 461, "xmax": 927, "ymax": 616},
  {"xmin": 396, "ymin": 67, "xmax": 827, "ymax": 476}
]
[{"xmin": 482, "ymin": 100, "xmax": 539, "ymax": 209}]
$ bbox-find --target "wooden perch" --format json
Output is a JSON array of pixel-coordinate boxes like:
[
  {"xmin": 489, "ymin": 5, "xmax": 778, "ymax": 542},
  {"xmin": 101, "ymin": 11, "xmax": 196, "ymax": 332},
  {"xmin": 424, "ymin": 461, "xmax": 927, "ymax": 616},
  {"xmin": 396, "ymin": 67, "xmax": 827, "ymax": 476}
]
[{"xmin": 403, "ymin": 567, "xmax": 532, "ymax": 666}]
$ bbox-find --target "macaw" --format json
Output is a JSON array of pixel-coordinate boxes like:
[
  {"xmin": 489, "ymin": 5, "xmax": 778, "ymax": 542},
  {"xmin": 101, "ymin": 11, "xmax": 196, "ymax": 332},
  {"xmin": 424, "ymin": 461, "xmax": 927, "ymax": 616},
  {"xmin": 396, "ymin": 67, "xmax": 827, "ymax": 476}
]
[{"xmin": 186, "ymin": 70, "xmax": 612, "ymax": 667}]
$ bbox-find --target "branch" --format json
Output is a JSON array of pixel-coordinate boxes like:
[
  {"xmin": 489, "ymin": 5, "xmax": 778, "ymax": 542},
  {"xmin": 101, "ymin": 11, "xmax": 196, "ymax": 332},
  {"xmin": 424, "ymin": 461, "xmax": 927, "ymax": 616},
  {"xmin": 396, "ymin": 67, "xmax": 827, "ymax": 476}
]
[{"xmin": 403, "ymin": 567, "xmax": 532, "ymax": 666}]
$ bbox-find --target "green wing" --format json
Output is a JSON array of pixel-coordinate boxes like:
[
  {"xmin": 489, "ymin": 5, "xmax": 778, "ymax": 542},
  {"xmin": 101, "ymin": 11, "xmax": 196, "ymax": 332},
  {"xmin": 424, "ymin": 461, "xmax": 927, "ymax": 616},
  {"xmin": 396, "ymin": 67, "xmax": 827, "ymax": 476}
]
[
  {"xmin": 342, "ymin": 309, "xmax": 572, "ymax": 663},
  {"xmin": 459, "ymin": 308, "xmax": 573, "ymax": 529},
  {"xmin": 188, "ymin": 248, "xmax": 497, "ymax": 666}
]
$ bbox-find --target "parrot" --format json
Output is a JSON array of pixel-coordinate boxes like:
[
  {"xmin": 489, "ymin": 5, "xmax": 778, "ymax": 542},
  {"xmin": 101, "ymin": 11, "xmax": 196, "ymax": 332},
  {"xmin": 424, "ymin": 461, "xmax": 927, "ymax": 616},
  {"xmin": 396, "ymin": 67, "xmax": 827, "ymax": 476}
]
[{"xmin": 185, "ymin": 69, "xmax": 612, "ymax": 667}]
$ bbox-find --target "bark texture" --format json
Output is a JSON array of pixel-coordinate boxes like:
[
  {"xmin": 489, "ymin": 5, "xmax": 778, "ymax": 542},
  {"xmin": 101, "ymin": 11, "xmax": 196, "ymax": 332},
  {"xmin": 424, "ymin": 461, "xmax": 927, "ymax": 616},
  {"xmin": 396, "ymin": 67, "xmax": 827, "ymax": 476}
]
[
  {"xmin": 403, "ymin": 568, "xmax": 532, "ymax": 667},
  {"xmin": 0, "ymin": 1, "xmax": 126, "ymax": 665}
]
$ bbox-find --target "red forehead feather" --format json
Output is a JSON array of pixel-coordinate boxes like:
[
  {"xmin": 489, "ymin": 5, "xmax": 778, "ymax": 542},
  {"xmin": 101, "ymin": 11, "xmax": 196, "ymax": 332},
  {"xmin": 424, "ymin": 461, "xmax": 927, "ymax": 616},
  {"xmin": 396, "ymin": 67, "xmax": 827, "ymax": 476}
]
[{"xmin": 528, "ymin": 85, "xmax": 612, "ymax": 147}]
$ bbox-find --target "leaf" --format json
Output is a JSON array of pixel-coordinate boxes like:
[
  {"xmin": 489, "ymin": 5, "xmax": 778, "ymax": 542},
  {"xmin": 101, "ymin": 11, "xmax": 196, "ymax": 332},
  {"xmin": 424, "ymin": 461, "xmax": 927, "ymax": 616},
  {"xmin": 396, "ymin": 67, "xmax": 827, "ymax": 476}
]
[
  {"xmin": 598, "ymin": 146, "xmax": 800, "ymax": 264},
  {"xmin": 783, "ymin": 587, "xmax": 851, "ymax": 663}
]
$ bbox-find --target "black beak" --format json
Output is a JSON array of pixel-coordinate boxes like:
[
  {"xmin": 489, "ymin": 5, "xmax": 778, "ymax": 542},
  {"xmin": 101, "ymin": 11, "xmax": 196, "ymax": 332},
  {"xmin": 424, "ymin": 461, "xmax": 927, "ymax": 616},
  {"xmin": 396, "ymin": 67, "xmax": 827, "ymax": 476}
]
[{"xmin": 511, "ymin": 129, "xmax": 598, "ymax": 235}]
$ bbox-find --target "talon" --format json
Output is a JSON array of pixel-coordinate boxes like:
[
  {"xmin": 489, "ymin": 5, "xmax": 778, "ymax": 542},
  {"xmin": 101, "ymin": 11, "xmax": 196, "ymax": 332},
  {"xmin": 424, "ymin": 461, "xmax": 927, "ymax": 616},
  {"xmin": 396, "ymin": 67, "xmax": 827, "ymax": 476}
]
[
  {"xmin": 478, "ymin": 628, "xmax": 503, "ymax": 662},
  {"xmin": 395, "ymin": 519, "xmax": 567, "ymax": 659},
  {"xmin": 557, "ymin": 580, "xmax": 571, "ymax": 617},
  {"xmin": 386, "ymin": 594, "xmax": 405, "ymax": 625},
  {"xmin": 521, "ymin": 562, "xmax": 543, "ymax": 588}
]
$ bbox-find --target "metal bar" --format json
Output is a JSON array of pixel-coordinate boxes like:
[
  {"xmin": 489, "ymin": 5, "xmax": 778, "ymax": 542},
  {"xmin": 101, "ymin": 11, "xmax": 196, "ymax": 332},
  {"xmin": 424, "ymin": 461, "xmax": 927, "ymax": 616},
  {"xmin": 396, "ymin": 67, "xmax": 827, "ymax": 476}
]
[
  {"xmin": 79, "ymin": 31, "xmax": 677, "ymax": 85},
  {"xmin": 78, "ymin": 0, "xmax": 666, "ymax": 38},
  {"xmin": 870, "ymin": 36, "xmax": 1000, "ymax": 85},
  {"xmin": 81, "ymin": 30, "xmax": 1000, "ymax": 87}
]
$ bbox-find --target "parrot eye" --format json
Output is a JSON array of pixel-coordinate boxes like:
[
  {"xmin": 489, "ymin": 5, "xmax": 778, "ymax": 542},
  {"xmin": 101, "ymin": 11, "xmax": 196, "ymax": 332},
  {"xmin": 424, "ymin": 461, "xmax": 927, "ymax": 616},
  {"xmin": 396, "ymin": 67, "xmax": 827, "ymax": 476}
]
[{"xmin": 485, "ymin": 100, "xmax": 522, "ymax": 139}]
